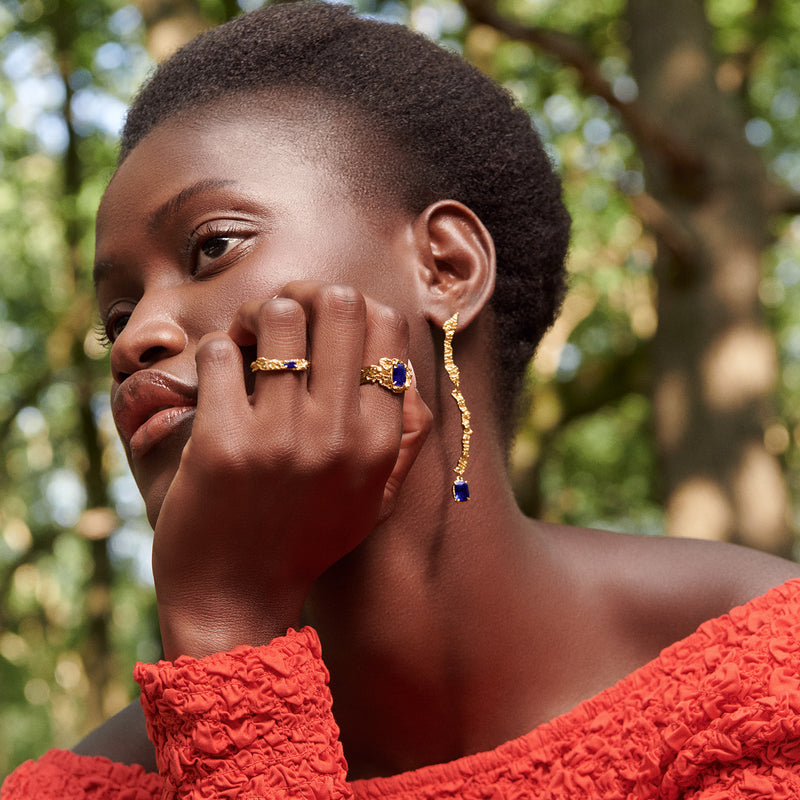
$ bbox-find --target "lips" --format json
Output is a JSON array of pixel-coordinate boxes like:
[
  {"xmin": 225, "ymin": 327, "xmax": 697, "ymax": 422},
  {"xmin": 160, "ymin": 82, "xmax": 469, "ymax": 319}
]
[{"xmin": 112, "ymin": 370, "xmax": 197, "ymax": 457}]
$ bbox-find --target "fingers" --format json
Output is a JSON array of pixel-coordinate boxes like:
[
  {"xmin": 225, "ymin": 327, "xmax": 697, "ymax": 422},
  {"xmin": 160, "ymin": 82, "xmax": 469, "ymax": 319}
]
[
  {"xmin": 229, "ymin": 298, "xmax": 308, "ymax": 404},
  {"xmin": 224, "ymin": 283, "xmax": 416, "ymax": 469},
  {"xmin": 277, "ymin": 283, "xmax": 366, "ymax": 415},
  {"xmin": 273, "ymin": 283, "xmax": 419, "ymax": 504},
  {"xmin": 278, "ymin": 280, "xmax": 410, "ymax": 400},
  {"xmin": 357, "ymin": 299, "xmax": 411, "ymax": 421},
  {"xmin": 228, "ymin": 283, "xmax": 411, "ymax": 400},
  {"xmin": 194, "ymin": 333, "xmax": 249, "ymax": 440},
  {"xmin": 193, "ymin": 282, "xmax": 424, "ymax": 542},
  {"xmin": 379, "ymin": 365, "xmax": 433, "ymax": 521}
]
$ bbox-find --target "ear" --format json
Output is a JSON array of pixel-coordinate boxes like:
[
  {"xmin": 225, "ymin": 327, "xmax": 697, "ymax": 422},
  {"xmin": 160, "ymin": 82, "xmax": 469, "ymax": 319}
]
[{"xmin": 412, "ymin": 200, "xmax": 496, "ymax": 330}]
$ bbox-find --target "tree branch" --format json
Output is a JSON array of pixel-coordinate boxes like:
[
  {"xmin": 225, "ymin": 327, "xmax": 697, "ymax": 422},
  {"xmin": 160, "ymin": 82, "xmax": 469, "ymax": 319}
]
[
  {"xmin": 459, "ymin": 0, "xmax": 705, "ymax": 178},
  {"xmin": 627, "ymin": 191, "xmax": 704, "ymax": 270}
]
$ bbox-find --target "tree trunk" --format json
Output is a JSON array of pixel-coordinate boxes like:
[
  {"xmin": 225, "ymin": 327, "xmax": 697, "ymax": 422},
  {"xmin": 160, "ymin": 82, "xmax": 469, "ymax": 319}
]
[
  {"xmin": 627, "ymin": 0, "xmax": 792, "ymax": 554},
  {"xmin": 51, "ymin": 0, "xmax": 117, "ymax": 730}
]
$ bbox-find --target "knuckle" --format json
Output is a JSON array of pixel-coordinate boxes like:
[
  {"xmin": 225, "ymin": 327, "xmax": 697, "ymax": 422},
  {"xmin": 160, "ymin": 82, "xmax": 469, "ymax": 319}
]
[
  {"xmin": 197, "ymin": 333, "xmax": 235, "ymax": 365},
  {"xmin": 213, "ymin": 438, "xmax": 247, "ymax": 472},
  {"xmin": 235, "ymin": 299, "xmax": 262, "ymax": 322},
  {"xmin": 306, "ymin": 425, "xmax": 361, "ymax": 475},
  {"xmin": 337, "ymin": 422, "xmax": 396, "ymax": 472},
  {"xmin": 315, "ymin": 426, "xmax": 352, "ymax": 464},
  {"xmin": 375, "ymin": 305, "xmax": 409, "ymax": 339},
  {"xmin": 280, "ymin": 279, "xmax": 316, "ymax": 298},
  {"xmin": 265, "ymin": 434, "xmax": 297, "ymax": 467},
  {"xmin": 319, "ymin": 283, "xmax": 365, "ymax": 319},
  {"xmin": 259, "ymin": 297, "xmax": 304, "ymax": 327},
  {"xmin": 189, "ymin": 424, "xmax": 245, "ymax": 472}
]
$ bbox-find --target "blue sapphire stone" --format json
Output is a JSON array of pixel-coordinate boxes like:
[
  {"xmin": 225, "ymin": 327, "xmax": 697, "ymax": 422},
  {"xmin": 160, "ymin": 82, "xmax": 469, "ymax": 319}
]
[
  {"xmin": 452, "ymin": 479, "xmax": 470, "ymax": 502},
  {"xmin": 392, "ymin": 361, "xmax": 407, "ymax": 388},
  {"xmin": 286, "ymin": 360, "xmax": 297, "ymax": 369}
]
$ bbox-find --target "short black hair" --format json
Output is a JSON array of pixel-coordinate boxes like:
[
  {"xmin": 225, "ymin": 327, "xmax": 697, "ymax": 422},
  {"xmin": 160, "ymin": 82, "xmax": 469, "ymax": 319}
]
[{"xmin": 120, "ymin": 1, "xmax": 570, "ymax": 427}]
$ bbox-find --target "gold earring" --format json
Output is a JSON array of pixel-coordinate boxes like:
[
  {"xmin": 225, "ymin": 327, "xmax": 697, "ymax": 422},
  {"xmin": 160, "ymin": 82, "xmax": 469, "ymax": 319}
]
[{"xmin": 443, "ymin": 312, "xmax": 472, "ymax": 502}]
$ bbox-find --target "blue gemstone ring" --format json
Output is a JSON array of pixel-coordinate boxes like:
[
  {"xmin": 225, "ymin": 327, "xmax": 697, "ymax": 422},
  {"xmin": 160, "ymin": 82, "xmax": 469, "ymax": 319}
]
[
  {"xmin": 359, "ymin": 358, "xmax": 412, "ymax": 394},
  {"xmin": 250, "ymin": 357, "xmax": 310, "ymax": 373}
]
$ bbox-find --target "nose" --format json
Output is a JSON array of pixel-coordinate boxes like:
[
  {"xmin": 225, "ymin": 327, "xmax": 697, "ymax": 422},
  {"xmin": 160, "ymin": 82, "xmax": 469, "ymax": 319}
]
[{"xmin": 110, "ymin": 300, "xmax": 188, "ymax": 384}]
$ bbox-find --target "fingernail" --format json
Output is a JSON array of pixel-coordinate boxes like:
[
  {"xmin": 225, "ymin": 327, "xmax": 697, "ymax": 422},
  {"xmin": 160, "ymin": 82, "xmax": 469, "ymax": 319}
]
[{"xmin": 407, "ymin": 358, "xmax": 417, "ymax": 388}]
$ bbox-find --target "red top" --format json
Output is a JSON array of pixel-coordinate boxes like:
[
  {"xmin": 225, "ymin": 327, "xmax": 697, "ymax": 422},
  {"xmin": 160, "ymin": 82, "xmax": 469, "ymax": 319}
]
[{"xmin": 4, "ymin": 578, "xmax": 800, "ymax": 799}]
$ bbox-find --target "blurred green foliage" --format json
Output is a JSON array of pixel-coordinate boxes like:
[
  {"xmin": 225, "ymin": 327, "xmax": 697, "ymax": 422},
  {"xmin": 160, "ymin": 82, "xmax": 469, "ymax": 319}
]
[{"xmin": 2, "ymin": 0, "xmax": 800, "ymax": 777}]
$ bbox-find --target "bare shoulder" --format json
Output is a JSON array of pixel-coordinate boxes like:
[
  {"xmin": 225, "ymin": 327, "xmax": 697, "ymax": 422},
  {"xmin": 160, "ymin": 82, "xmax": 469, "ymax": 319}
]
[
  {"xmin": 603, "ymin": 530, "xmax": 799, "ymax": 608},
  {"xmin": 547, "ymin": 523, "xmax": 800, "ymax": 656},
  {"xmin": 72, "ymin": 699, "xmax": 157, "ymax": 772}
]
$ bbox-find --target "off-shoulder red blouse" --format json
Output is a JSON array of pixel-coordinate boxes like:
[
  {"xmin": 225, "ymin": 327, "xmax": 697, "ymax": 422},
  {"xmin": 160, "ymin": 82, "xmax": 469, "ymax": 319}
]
[{"xmin": 5, "ymin": 578, "xmax": 800, "ymax": 799}]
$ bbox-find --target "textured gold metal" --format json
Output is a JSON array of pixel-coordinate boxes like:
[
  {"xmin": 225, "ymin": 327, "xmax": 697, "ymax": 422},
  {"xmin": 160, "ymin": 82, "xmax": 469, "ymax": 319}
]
[
  {"xmin": 359, "ymin": 358, "xmax": 412, "ymax": 394},
  {"xmin": 443, "ymin": 312, "xmax": 472, "ymax": 499},
  {"xmin": 250, "ymin": 358, "xmax": 310, "ymax": 373}
]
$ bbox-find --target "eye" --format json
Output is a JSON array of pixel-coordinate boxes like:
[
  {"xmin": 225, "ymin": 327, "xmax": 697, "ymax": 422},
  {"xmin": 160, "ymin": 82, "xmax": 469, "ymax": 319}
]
[
  {"xmin": 193, "ymin": 226, "xmax": 249, "ymax": 274},
  {"xmin": 198, "ymin": 235, "xmax": 239, "ymax": 264},
  {"xmin": 97, "ymin": 311, "xmax": 131, "ymax": 347},
  {"xmin": 110, "ymin": 313, "xmax": 131, "ymax": 340}
]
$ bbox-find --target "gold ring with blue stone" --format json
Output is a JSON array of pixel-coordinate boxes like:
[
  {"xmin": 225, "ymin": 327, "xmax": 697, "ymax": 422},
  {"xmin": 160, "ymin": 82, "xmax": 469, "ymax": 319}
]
[
  {"xmin": 359, "ymin": 358, "xmax": 411, "ymax": 394},
  {"xmin": 250, "ymin": 357, "xmax": 310, "ymax": 373}
]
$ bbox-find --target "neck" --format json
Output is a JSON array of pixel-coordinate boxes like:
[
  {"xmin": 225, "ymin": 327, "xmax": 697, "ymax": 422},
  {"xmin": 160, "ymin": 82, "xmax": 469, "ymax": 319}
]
[{"xmin": 304, "ymin": 420, "xmax": 569, "ymax": 777}]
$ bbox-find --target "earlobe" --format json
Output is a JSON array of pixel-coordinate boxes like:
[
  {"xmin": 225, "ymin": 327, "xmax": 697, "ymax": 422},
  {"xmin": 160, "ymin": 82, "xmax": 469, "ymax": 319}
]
[{"xmin": 413, "ymin": 199, "xmax": 496, "ymax": 329}]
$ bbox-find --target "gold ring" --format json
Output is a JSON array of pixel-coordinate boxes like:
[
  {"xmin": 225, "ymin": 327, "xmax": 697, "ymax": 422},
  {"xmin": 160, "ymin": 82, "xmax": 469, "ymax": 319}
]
[
  {"xmin": 250, "ymin": 358, "xmax": 309, "ymax": 373},
  {"xmin": 360, "ymin": 358, "xmax": 411, "ymax": 394}
]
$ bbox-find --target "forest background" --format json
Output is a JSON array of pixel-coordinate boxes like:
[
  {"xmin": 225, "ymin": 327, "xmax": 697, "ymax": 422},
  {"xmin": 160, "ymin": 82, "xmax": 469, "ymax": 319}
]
[{"xmin": 2, "ymin": 0, "xmax": 800, "ymax": 776}]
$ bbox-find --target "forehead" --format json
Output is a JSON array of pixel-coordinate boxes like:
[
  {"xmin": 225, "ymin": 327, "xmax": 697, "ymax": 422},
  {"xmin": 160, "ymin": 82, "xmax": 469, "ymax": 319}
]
[{"xmin": 97, "ymin": 108, "xmax": 357, "ymax": 235}]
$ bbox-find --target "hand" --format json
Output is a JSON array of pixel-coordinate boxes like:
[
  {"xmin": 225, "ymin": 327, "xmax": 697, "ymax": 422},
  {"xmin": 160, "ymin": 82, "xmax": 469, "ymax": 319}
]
[{"xmin": 152, "ymin": 282, "xmax": 431, "ymax": 660}]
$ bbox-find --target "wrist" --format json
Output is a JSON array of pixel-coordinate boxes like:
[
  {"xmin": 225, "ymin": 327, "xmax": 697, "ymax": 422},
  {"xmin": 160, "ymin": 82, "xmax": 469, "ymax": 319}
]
[{"xmin": 157, "ymin": 594, "xmax": 307, "ymax": 660}]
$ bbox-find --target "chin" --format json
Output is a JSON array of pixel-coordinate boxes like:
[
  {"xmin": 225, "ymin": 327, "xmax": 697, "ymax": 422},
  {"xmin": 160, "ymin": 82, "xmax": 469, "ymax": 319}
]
[
  {"xmin": 145, "ymin": 495, "xmax": 164, "ymax": 530},
  {"xmin": 128, "ymin": 433, "xmax": 190, "ymax": 530},
  {"xmin": 138, "ymin": 470, "xmax": 176, "ymax": 530}
]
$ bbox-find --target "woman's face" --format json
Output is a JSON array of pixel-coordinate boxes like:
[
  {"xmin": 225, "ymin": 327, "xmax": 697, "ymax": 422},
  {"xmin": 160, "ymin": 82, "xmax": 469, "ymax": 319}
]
[{"xmin": 95, "ymin": 109, "xmax": 419, "ymax": 520}]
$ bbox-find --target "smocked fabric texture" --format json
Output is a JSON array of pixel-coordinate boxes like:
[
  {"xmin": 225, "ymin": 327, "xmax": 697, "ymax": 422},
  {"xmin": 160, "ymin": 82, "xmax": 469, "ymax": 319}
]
[{"xmin": 4, "ymin": 579, "xmax": 800, "ymax": 799}]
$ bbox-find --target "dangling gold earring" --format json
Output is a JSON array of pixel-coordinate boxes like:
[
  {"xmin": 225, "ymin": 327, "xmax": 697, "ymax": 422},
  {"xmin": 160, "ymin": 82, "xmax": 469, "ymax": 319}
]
[{"xmin": 443, "ymin": 312, "xmax": 472, "ymax": 502}]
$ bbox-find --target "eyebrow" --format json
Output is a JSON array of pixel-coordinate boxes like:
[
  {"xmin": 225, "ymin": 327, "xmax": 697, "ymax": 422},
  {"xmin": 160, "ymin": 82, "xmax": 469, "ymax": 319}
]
[
  {"xmin": 146, "ymin": 178, "xmax": 237, "ymax": 235},
  {"xmin": 93, "ymin": 178, "xmax": 237, "ymax": 289}
]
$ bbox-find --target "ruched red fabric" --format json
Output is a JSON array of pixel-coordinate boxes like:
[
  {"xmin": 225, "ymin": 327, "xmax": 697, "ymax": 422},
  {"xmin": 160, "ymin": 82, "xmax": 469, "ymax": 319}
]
[{"xmin": 5, "ymin": 579, "xmax": 800, "ymax": 799}]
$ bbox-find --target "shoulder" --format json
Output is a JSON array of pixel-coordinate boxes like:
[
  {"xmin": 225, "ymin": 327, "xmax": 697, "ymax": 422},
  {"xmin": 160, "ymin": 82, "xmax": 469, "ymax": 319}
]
[
  {"xmin": 548, "ymin": 524, "xmax": 800, "ymax": 657},
  {"xmin": 610, "ymin": 531, "xmax": 798, "ymax": 604},
  {"xmin": 72, "ymin": 700, "xmax": 156, "ymax": 773},
  {"xmin": 621, "ymin": 532, "xmax": 800, "ymax": 609},
  {"xmin": 561, "ymin": 524, "xmax": 799, "ymax": 603}
]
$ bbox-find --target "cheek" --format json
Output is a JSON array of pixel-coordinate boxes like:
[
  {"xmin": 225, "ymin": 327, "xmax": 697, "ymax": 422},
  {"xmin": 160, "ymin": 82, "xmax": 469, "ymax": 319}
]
[
  {"xmin": 259, "ymin": 207, "xmax": 403, "ymax": 294},
  {"xmin": 187, "ymin": 217, "xmax": 409, "ymax": 337},
  {"xmin": 184, "ymin": 271, "xmax": 279, "ymax": 340}
]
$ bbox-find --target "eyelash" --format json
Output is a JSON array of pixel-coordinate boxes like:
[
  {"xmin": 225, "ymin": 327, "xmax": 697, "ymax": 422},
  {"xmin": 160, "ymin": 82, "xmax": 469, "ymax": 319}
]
[
  {"xmin": 186, "ymin": 222, "xmax": 250, "ymax": 275},
  {"xmin": 94, "ymin": 318, "xmax": 113, "ymax": 350},
  {"xmin": 94, "ymin": 320, "xmax": 111, "ymax": 350},
  {"xmin": 96, "ymin": 310, "xmax": 133, "ymax": 349},
  {"xmin": 96, "ymin": 222, "xmax": 252, "ymax": 350}
]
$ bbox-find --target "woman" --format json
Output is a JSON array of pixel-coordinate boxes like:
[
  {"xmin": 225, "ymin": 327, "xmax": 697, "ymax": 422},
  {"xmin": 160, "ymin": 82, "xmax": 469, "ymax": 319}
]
[{"xmin": 5, "ymin": 3, "xmax": 800, "ymax": 797}]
